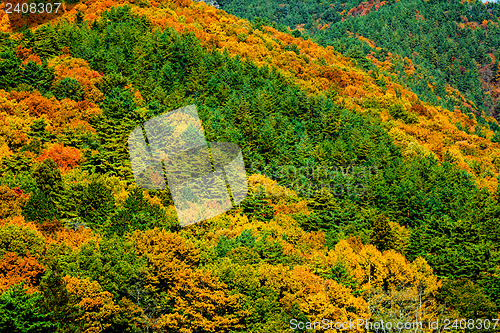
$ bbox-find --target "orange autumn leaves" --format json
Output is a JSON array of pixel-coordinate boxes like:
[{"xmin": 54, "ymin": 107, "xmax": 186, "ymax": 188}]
[
  {"xmin": 50, "ymin": 0, "xmax": 500, "ymax": 192},
  {"xmin": 0, "ymin": 54, "xmax": 102, "ymax": 173},
  {"xmin": 0, "ymin": 89, "xmax": 86, "ymax": 173},
  {"xmin": 63, "ymin": 275, "xmax": 125, "ymax": 333},
  {"xmin": 48, "ymin": 55, "xmax": 104, "ymax": 104},
  {"xmin": 0, "ymin": 0, "xmax": 81, "ymax": 32},
  {"xmin": 128, "ymin": 228, "xmax": 243, "ymax": 332},
  {"xmin": 0, "ymin": 252, "xmax": 44, "ymax": 294},
  {"xmin": 193, "ymin": 175, "xmax": 438, "ymax": 326},
  {"xmin": 0, "ymin": 217, "xmax": 46, "ymax": 295},
  {"xmin": 38, "ymin": 143, "xmax": 81, "ymax": 172},
  {"xmin": 0, "ymin": 171, "xmax": 442, "ymax": 329},
  {"xmin": 2, "ymin": 0, "xmax": 499, "ymax": 191},
  {"xmin": 0, "ymin": 215, "xmax": 96, "ymax": 297}
]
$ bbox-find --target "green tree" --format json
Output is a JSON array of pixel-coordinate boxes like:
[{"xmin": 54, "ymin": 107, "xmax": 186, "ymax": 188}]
[
  {"xmin": 32, "ymin": 158, "xmax": 62, "ymax": 197},
  {"xmin": 107, "ymin": 187, "xmax": 177, "ymax": 236},
  {"xmin": 22, "ymin": 190, "xmax": 58, "ymax": 224},
  {"xmin": 370, "ymin": 215, "xmax": 393, "ymax": 252},
  {"xmin": 23, "ymin": 158, "xmax": 62, "ymax": 223},
  {"xmin": 0, "ymin": 282, "xmax": 56, "ymax": 333},
  {"xmin": 439, "ymin": 278, "xmax": 497, "ymax": 318},
  {"xmin": 38, "ymin": 264, "xmax": 79, "ymax": 333},
  {"xmin": 0, "ymin": 50, "xmax": 22, "ymax": 90},
  {"xmin": 52, "ymin": 78, "xmax": 85, "ymax": 102},
  {"xmin": 77, "ymin": 180, "xmax": 116, "ymax": 228}
]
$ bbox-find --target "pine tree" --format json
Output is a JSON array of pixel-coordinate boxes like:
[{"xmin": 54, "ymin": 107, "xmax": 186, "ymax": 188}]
[
  {"xmin": 77, "ymin": 180, "xmax": 116, "ymax": 229},
  {"xmin": 33, "ymin": 26, "xmax": 59, "ymax": 59},
  {"xmin": 0, "ymin": 282, "xmax": 56, "ymax": 333},
  {"xmin": 32, "ymin": 158, "xmax": 62, "ymax": 197},
  {"xmin": 371, "ymin": 215, "xmax": 393, "ymax": 252}
]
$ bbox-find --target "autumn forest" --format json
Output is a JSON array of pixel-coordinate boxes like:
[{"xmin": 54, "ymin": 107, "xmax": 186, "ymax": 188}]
[{"xmin": 0, "ymin": 0, "xmax": 500, "ymax": 331}]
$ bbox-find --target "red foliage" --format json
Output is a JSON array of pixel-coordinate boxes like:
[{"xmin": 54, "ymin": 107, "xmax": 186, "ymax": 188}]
[
  {"xmin": 347, "ymin": 0, "xmax": 386, "ymax": 17},
  {"xmin": 12, "ymin": 187, "xmax": 22, "ymax": 196},
  {"xmin": 38, "ymin": 143, "xmax": 82, "ymax": 172}
]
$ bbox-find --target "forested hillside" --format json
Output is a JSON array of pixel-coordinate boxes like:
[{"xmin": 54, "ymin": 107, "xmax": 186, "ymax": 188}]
[
  {"xmin": 0, "ymin": 0, "xmax": 499, "ymax": 331},
  {"xmin": 218, "ymin": 0, "xmax": 500, "ymax": 128}
]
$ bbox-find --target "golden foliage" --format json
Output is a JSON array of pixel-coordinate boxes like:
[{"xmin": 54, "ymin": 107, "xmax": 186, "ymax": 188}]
[
  {"xmin": 155, "ymin": 269, "xmax": 242, "ymax": 332},
  {"xmin": 5, "ymin": 0, "xmax": 497, "ymax": 190},
  {"xmin": 247, "ymin": 174, "xmax": 299, "ymax": 201},
  {"xmin": 327, "ymin": 238, "xmax": 441, "ymax": 322},
  {"xmin": 130, "ymin": 229, "xmax": 243, "ymax": 332},
  {"xmin": 0, "ymin": 185, "xmax": 28, "ymax": 219},
  {"xmin": 0, "ymin": 252, "xmax": 45, "ymax": 294},
  {"xmin": 63, "ymin": 275, "xmax": 122, "ymax": 333},
  {"xmin": 45, "ymin": 226, "xmax": 95, "ymax": 250},
  {"xmin": 129, "ymin": 228, "xmax": 200, "ymax": 286},
  {"xmin": 0, "ymin": 219, "xmax": 45, "ymax": 259},
  {"xmin": 49, "ymin": 56, "xmax": 104, "ymax": 103}
]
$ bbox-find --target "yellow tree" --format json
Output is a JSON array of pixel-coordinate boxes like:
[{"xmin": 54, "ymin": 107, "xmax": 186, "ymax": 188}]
[
  {"xmin": 327, "ymin": 238, "xmax": 442, "ymax": 325},
  {"xmin": 63, "ymin": 275, "xmax": 123, "ymax": 333},
  {"xmin": 129, "ymin": 228, "xmax": 243, "ymax": 332}
]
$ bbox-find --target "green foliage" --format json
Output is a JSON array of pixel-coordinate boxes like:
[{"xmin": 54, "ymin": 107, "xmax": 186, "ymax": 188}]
[
  {"xmin": 0, "ymin": 50, "xmax": 22, "ymax": 90},
  {"xmin": 297, "ymin": 193, "xmax": 373, "ymax": 243},
  {"xmin": 439, "ymin": 278, "xmax": 497, "ymax": 318},
  {"xmin": 218, "ymin": 0, "xmax": 500, "ymax": 125},
  {"xmin": 255, "ymin": 234, "xmax": 284, "ymax": 264},
  {"xmin": 240, "ymin": 193, "xmax": 274, "ymax": 222},
  {"xmin": 491, "ymin": 130, "xmax": 500, "ymax": 144},
  {"xmin": 21, "ymin": 138, "xmax": 42, "ymax": 156},
  {"xmin": 28, "ymin": 119, "xmax": 52, "ymax": 144},
  {"xmin": 23, "ymin": 158, "xmax": 63, "ymax": 223},
  {"xmin": 214, "ymin": 229, "xmax": 257, "ymax": 258},
  {"xmin": 407, "ymin": 215, "xmax": 497, "ymax": 279},
  {"xmin": 32, "ymin": 159, "xmax": 63, "ymax": 196},
  {"xmin": 107, "ymin": 187, "xmax": 178, "ymax": 236},
  {"xmin": 0, "ymin": 171, "xmax": 37, "ymax": 194},
  {"xmin": 52, "ymin": 77, "xmax": 85, "ymax": 101},
  {"xmin": 388, "ymin": 103, "xmax": 418, "ymax": 124},
  {"xmin": 0, "ymin": 283, "xmax": 56, "ymax": 333},
  {"xmin": 77, "ymin": 180, "xmax": 116, "ymax": 228},
  {"xmin": 33, "ymin": 25, "xmax": 60, "ymax": 60},
  {"xmin": 38, "ymin": 265, "xmax": 78, "ymax": 333},
  {"xmin": 370, "ymin": 215, "xmax": 393, "ymax": 252},
  {"xmin": 213, "ymin": 229, "xmax": 283, "ymax": 265},
  {"xmin": 22, "ymin": 190, "xmax": 59, "ymax": 224},
  {"xmin": 1, "ymin": 1, "xmax": 500, "ymax": 324},
  {"xmin": 325, "ymin": 262, "xmax": 360, "ymax": 294},
  {"xmin": 345, "ymin": 45, "xmax": 374, "ymax": 70},
  {"xmin": 63, "ymin": 236, "xmax": 146, "ymax": 299},
  {"xmin": 19, "ymin": 61, "xmax": 55, "ymax": 95},
  {"xmin": 478, "ymin": 269, "xmax": 500, "ymax": 309},
  {"xmin": 213, "ymin": 259, "xmax": 302, "ymax": 332},
  {"xmin": 96, "ymin": 73, "xmax": 129, "ymax": 95},
  {"xmin": 0, "ymin": 224, "xmax": 44, "ymax": 258}
]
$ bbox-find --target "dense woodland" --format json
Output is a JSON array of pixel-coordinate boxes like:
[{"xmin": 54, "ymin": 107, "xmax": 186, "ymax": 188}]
[
  {"xmin": 218, "ymin": 0, "xmax": 500, "ymax": 127},
  {"xmin": 0, "ymin": 0, "xmax": 499, "ymax": 331}
]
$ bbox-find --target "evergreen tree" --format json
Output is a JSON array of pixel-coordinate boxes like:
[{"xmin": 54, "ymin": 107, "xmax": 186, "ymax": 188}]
[
  {"xmin": 370, "ymin": 215, "xmax": 394, "ymax": 252},
  {"xmin": 77, "ymin": 180, "xmax": 116, "ymax": 228},
  {"xmin": 0, "ymin": 283, "xmax": 56, "ymax": 333}
]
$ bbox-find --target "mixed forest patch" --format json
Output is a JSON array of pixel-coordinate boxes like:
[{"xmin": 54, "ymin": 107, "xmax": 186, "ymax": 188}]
[{"xmin": 0, "ymin": 0, "xmax": 499, "ymax": 331}]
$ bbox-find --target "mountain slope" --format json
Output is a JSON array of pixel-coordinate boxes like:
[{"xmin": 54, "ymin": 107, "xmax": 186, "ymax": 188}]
[
  {"xmin": 3, "ymin": 0, "xmax": 500, "ymax": 190},
  {"xmin": 0, "ymin": 0, "xmax": 499, "ymax": 329}
]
